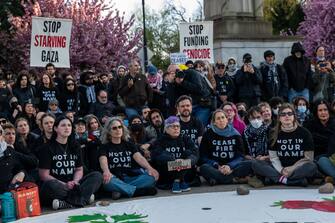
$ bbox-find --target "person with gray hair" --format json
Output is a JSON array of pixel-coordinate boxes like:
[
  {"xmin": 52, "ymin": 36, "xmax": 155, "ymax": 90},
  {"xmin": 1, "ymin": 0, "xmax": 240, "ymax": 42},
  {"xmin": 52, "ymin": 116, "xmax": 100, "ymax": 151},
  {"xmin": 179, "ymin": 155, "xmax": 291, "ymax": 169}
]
[
  {"xmin": 151, "ymin": 116, "xmax": 198, "ymax": 193},
  {"xmin": 99, "ymin": 117, "xmax": 159, "ymax": 200}
]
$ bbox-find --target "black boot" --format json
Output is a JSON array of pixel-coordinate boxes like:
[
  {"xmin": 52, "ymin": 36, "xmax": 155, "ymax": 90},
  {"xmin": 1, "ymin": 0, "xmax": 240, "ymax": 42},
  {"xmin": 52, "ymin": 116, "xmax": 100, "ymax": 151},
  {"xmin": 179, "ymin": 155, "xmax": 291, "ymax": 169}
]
[{"xmin": 133, "ymin": 187, "xmax": 157, "ymax": 197}]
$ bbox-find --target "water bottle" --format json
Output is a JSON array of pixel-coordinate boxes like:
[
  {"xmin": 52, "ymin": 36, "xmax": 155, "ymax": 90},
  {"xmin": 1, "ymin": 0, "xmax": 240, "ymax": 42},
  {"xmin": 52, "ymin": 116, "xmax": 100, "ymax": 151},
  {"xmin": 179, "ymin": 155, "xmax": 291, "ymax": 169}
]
[{"xmin": 0, "ymin": 192, "xmax": 16, "ymax": 222}]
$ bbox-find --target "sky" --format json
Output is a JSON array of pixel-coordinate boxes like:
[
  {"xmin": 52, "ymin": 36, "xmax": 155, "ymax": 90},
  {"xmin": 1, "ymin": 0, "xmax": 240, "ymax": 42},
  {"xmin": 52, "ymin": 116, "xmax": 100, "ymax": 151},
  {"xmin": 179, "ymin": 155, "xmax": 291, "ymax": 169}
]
[{"xmin": 112, "ymin": 0, "xmax": 201, "ymax": 20}]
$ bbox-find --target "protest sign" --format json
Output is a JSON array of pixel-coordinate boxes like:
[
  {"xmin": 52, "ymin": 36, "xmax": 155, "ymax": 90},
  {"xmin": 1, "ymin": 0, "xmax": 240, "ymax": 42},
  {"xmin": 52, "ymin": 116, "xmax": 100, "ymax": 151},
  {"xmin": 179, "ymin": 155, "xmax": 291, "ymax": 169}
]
[
  {"xmin": 179, "ymin": 21, "xmax": 213, "ymax": 63},
  {"xmin": 30, "ymin": 16, "xmax": 72, "ymax": 68}
]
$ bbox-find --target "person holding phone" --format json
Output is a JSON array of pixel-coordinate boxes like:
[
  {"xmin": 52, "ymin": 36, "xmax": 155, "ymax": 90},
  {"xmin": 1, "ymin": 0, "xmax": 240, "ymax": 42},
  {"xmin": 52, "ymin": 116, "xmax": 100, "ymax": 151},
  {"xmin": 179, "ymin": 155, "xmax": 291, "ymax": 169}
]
[{"xmin": 235, "ymin": 53, "xmax": 263, "ymax": 107}]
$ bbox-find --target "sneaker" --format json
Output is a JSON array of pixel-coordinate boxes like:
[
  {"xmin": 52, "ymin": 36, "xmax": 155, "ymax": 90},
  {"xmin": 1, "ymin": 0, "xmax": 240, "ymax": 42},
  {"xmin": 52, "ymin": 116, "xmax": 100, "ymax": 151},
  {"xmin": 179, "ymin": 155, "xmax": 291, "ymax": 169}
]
[
  {"xmin": 88, "ymin": 194, "xmax": 95, "ymax": 204},
  {"xmin": 247, "ymin": 176, "xmax": 264, "ymax": 188},
  {"xmin": 180, "ymin": 182, "xmax": 191, "ymax": 192},
  {"xmin": 286, "ymin": 178, "xmax": 308, "ymax": 187},
  {"xmin": 172, "ymin": 181, "xmax": 181, "ymax": 193},
  {"xmin": 52, "ymin": 199, "xmax": 73, "ymax": 210}
]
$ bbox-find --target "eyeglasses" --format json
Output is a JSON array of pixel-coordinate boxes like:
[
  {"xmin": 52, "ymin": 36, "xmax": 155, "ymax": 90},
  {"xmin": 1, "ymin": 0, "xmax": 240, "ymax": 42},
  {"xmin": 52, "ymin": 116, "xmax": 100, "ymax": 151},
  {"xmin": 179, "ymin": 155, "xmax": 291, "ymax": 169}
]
[
  {"xmin": 0, "ymin": 119, "xmax": 7, "ymax": 124},
  {"xmin": 279, "ymin": 112, "xmax": 294, "ymax": 117},
  {"xmin": 67, "ymin": 83, "xmax": 74, "ymax": 86},
  {"xmin": 49, "ymin": 103, "xmax": 58, "ymax": 106},
  {"xmin": 169, "ymin": 124, "xmax": 180, "ymax": 129},
  {"xmin": 112, "ymin": 125, "xmax": 122, "ymax": 130}
]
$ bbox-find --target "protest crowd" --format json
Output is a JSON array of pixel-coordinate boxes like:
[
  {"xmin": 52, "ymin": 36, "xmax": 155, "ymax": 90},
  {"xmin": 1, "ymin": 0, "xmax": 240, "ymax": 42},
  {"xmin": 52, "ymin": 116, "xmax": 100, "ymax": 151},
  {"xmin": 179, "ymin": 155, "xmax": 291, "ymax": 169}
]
[{"xmin": 1, "ymin": 41, "xmax": 335, "ymax": 215}]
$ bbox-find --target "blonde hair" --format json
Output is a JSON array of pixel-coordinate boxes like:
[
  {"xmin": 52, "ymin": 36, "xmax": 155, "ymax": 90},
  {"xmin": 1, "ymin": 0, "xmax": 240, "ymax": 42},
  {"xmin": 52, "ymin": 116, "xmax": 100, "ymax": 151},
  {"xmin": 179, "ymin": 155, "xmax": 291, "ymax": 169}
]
[{"xmin": 100, "ymin": 117, "xmax": 130, "ymax": 144}]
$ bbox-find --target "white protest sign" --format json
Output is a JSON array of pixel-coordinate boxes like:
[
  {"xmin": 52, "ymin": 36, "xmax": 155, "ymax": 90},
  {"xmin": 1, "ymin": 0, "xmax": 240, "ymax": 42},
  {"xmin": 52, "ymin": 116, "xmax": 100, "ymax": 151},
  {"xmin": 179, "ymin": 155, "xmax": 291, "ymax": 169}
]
[
  {"xmin": 179, "ymin": 21, "xmax": 213, "ymax": 63},
  {"xmin": 170, "ymin": 53, "xmax": 188, "ymax": 65},
  {"xmin": 30, "ymin": 16, "xmax": 72, "ymax": 68}
]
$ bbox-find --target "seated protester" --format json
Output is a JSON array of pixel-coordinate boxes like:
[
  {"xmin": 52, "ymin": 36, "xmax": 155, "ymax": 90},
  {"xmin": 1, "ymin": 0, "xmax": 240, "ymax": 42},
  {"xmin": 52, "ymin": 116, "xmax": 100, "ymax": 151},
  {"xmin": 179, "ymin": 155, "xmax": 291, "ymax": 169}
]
[
  {"xmin": 8, "ymin": 96, "xmax": 22, "ymax": 123},
  {"xmin": 252, "ymin": 103, "xmax": 317, "ymax": 186},
  {"xmin": 145, "ymin": 109, "xmax": 165, "ymax": 144},
  {"xmin": 112, "ymin": 106, "xmax": 129, "ymax": 126},
  {"xmin": 176, "ymin": 95, "xmax": 204, "ymax": 146},
  {"xmin": 0, "ymin": 125, "xmax": 27, "ymax": 194},
  {"xmin": 17, "ymin": 101, "xmax": 37, "ymax": 131},
  {"xmin": 199, "ymin": 109, "xmax": 252, "ymax": 186},
  {"xmin": 84, "ymin": 114, "xmax": 102, "ymax": 171},
  {"xmin": 0, "ymin": 77, "xmax": 11, "ymax": 119},
  {"xmin": 236, "ymin": 102, "xmax": 248, "ymax": 123},
  {"xmin": 14, "ymin": 118, "xmax": 39, "ymax": 182},
  {"xmin": 268, "ymin": 96, "xmax": 284, "ymax": 120},
  {"xmin": 221, "ymin": 102, "xmax": 246, "ymax": 135},
  {"xmin": 47, "ymin": 99, "xmax": 63, "ymax": 117},
  {"xmin": 12, "ymin": 70, "xmax": 37, "ymax": 106},
  {"xmin": 64, "ymin": 111, "xmax": 75, "ymax": 123},
  {"xmin": 36, "ymin": 73, "xmax": 60, "ymax": 112},
  {"xmin": 129, "ymin": 115, "xmax": 151, "ymax": 160},
  {"xmin": 99, "ymin": 117, "xmax": 159, "ymax": 199},
  {"xmin": 293, "ymin": 96, "xmax": 311, "ymax": 125},
  {"xmin": 3, "ymin": 123, "xmax": 16, "ymax": 147},
  {"xmin": 304, "ymin": 100, "xmax": 335, "ymax": 159},
  {"xmin": 243, "ymin": 106, "xmax": 269, "ymax": 161},
  {"xmin": 141, "ymin": 106, "xmax": 151, "ymax": 127},
  {"xmin": 318, "ymin": 135, "xmax": 335, "ymax": 181},
  {"xmin": 258, "ymin": 102, "xmax": 275, "ymax": 128},
  {"xmin": 31, "ymin": 111, "xmax": 45, "ymax": 136},
  {"xmin": 74, "ymin": 118, "xmax": 90, "ymax": 174},
  {"xmin": 59, "ymin": 78, "xmax": 80, "ymax": 114},
  {"xmin": 34, "ymin": 113, "xmax": 56, "ymax": 156},
  {"xmin": 38, "ymin": 116, "xmax": 102, "ymax": 210},
  {"xmin": 151, "ymin": 116, "xmax": 198, "ymax": 193},
  {"xmin": 89, "ymin": 90, "xmax": 115, "ymax": 123}
]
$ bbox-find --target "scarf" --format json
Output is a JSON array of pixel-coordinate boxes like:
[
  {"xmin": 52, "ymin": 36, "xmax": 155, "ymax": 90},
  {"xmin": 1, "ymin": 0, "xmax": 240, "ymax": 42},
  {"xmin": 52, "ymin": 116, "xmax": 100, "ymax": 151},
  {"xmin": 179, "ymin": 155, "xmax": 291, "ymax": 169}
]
[
  {"xmin": 225, "ymin": 64, "xmax": 238, "ymax": 77},
  {"xmin": 211, "ymin": 124, "xmax": 240, "ymax": 137},
  {"xmin": 0, "ymin": 141, "xmax": 8, "ymax": 158},
  {"xmin": 244, "ymin": 124, "xmax": 268, "ymax": 157},
  {"xmin": 86, "ymin": 85, "xmax": 96, "ymax": 103},
  {"xmin": 264, "ymin": 62, "xmax": 279, "ymax": 93}
]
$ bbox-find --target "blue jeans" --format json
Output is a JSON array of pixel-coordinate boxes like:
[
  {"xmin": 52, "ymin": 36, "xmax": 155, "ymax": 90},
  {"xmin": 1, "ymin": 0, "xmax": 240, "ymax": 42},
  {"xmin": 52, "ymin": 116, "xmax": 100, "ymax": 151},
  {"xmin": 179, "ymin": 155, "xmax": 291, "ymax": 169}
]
[
  {"xmin": 288, "ymin": 88, "xmax": 309, "ymax": 103},
  {"xmin": 103, "ymin": 173, "xmax": 156, "ymax": 197},
  {"xmin": 318, "ymin": 157, "xmax": 335, "ymax": 178},
  {"xmin": 192, "ymin": 105, "xmax": 211, "ymax": 126}
]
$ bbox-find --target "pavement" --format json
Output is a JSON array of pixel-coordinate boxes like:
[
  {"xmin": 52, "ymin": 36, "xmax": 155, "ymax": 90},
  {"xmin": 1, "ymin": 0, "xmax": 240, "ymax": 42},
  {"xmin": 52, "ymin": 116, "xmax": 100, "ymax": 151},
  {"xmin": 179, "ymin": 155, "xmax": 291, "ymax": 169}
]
[{"xmin": 41, "ymin": 181, "xmax": 320, "ymax": 215}]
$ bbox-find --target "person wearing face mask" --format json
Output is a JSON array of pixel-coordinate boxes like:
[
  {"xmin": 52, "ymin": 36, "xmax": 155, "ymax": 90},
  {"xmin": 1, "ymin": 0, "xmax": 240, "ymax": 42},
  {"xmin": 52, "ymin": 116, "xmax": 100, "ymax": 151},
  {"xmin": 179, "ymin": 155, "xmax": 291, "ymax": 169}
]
[
  {"xmin": 283, "ymin": 42, "xmax": 313, "ymax": 102},
  {"xmin": 225, "ymin": 57, "xmax": 238, "ymax": 78},
  {"xmin": 293, "ymin": 96, "xmax": 311, "ymax": 125},
  {"xmin": 269, "ymin": 96, "xmax": 284, "ymax": 119},
  {"xmin": 129, "ymin": 115, "xmax": 150, "ymax": 160},
  {"xmin": 214, "ymin": 62, "xmax": 236, "ymax": 106},
  {"xmin": 243, "ymin": 106, "xmax": 269, "ymax": 161}
]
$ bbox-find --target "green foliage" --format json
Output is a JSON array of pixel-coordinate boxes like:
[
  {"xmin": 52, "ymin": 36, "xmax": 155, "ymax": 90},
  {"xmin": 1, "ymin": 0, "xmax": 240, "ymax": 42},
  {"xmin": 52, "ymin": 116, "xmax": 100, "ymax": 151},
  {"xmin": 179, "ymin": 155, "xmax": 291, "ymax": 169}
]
[
  {"xmin": 263, "ymin": 0, "xmax": 304, "ymax": 35},
  {"xmin": 135, "ymin": 3, "xmax": 185, "ymax": 70}
]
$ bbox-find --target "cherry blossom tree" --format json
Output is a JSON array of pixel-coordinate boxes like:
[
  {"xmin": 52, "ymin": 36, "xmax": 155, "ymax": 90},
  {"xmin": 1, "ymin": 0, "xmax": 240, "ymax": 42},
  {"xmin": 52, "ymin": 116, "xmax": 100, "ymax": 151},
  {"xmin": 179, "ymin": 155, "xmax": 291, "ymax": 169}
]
[
  {"xmin": 298, "ymin": 0, "xmax": 335, "ymax": 58},
  {"xmin": 0, "ymin": 0, "xmax": 142, "ymax": 73}
]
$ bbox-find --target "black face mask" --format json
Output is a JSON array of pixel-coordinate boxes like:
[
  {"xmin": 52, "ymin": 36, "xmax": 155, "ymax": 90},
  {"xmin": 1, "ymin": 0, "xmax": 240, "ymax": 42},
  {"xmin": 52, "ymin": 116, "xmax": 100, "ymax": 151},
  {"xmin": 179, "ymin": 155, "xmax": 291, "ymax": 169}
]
[
  {"xmin": 238, "ymin": 110, "xmax": 248, "ymax": 118},
  {"xmin": 130, "ymin": 123, "xmax": 143, "ymax": 132}
]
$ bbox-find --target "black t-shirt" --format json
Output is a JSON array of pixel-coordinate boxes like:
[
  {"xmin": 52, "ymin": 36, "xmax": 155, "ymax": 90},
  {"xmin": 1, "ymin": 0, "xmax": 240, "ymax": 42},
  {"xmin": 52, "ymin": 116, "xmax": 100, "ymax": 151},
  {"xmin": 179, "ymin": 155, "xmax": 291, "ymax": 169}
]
[
  {"xmin": 180, "ymin": 117, "xmax": 204, "ymax": 145},
  {"xmin": 199, "ymin": 128, "xmax": 244, "ymax": 165},
  {"xmin": 271, "ymin": 126, "xmax": 313, "ymax": 167},
  {"xmin": 39, "ymin": 141, "xmax": 83, "ymax": 182},
  {"xmin": 98, "ymin": 141, "xmax": 140, "ymax": 177}
]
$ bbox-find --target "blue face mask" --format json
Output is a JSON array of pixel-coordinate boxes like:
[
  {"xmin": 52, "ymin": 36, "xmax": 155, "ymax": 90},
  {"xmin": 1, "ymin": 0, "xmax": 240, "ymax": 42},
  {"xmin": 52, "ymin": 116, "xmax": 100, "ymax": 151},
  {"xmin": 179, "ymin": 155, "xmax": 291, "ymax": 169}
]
[{"xmin": 297, "ymin": 106, "xmax": 307, "ymax": 113}]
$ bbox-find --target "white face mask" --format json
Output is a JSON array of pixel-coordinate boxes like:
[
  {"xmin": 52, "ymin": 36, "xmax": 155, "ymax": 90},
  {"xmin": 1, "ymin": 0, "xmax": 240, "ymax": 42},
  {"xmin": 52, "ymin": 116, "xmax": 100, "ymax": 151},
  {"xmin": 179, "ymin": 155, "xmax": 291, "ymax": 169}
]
[
  {"xmin": 272, "ymin": 108, "xmax": 279, "ymax": 115},
  {"xmin": 250, "ymin": 119, "xmax": 263, "ymax": 129}
]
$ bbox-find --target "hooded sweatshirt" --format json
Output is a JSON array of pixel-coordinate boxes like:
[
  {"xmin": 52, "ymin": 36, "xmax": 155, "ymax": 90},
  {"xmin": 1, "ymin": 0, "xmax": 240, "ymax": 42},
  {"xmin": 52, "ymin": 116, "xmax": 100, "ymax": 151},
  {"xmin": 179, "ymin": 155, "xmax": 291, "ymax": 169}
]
[{"xmin": 283, "ymin": 42, "xmax": 312, "ymax": 91}]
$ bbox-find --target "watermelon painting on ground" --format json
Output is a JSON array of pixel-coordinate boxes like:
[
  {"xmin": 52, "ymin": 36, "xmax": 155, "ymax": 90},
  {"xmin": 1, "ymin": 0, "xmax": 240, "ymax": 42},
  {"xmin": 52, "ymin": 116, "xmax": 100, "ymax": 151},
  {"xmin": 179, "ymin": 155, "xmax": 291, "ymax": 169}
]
[{"xmin": 15, "ymin": 190, "xmax": 335, "ymax": 223}]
